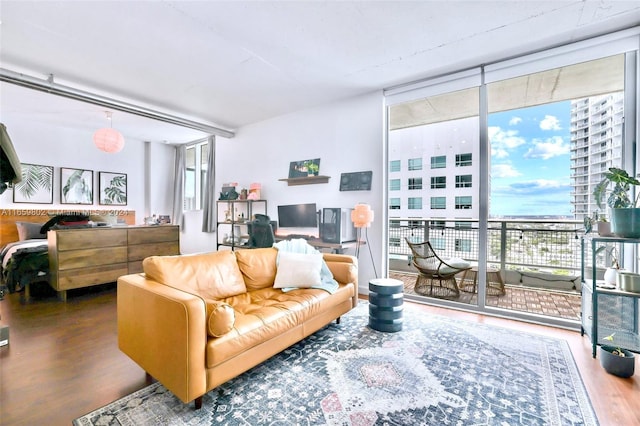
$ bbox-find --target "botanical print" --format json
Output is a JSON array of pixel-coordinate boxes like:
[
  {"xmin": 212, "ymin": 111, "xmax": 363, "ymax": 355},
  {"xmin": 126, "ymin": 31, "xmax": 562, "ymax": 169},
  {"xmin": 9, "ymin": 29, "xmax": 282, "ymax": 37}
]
[
  {"xmin": 61, "ymin": 168, "xmax": 93, "ymax": 204},
  {"xmin": 99, "ymin": 172, "xmax": 127, "ymax": 205},
  {"xmin": 288, "ymin": 158, "xmax": 320, "ymax": 178},
  {"xmin": 13, "ymin": 163, "xmax": 54, "ymax": 203}
]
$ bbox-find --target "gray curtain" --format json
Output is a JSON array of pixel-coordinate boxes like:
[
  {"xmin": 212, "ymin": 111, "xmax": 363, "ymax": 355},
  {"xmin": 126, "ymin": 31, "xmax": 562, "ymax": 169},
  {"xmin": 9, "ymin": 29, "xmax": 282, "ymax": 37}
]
[
  {"xmin": 172, "ymin": 145, "xmax": 185, "ymax": 229},
  {"xmin": 201, "ymin": 136, "xmax": 216, "ymax": 232}
]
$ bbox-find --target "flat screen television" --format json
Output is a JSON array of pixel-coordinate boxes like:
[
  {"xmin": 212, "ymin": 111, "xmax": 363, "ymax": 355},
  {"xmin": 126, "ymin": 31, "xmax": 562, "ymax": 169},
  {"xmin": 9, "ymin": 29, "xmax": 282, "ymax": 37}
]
[{"xmin": 277, "ymin": 203, "xmax": 318, "ymax": 228}]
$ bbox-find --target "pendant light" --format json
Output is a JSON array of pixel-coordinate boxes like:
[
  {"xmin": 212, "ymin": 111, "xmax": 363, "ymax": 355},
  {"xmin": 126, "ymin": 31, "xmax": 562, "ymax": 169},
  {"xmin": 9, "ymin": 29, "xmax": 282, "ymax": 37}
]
[{"xmin": 93, "ymin": 111, "xmax": 125, "ymax": 153}]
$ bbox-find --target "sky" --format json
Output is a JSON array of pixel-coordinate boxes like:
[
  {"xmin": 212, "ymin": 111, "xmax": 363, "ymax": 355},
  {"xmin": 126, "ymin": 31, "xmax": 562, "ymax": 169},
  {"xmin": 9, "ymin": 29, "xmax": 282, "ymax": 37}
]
[{"xmin": 489, "ymin": 101, "xmax": 572, "ymax": 217}]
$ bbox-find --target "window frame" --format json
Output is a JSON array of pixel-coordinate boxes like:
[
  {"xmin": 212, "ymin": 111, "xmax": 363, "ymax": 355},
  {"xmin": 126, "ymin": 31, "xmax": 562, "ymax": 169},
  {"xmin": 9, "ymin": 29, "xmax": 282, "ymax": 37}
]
[
  {"xmin": 430, "ymin": 176, "xmax": 446, "ymax": 189},
  {"xmin": 430, "ymin": 196, "xmax": 446, "ymax": 209},
  {"xmin": 408, "ymin": 197, "xmax": 422, "ymax": 209},
  {"xmin": 430, "ymin": 155, "xmax": 446, "ymax": 169},
  {"xmin": 455, "ymin": 153, "xmax": 472, "ymax": 167},
  {"xmin": 184, "ymin": 140, "xmax": 209, "ymax": 211},
  {"xmin": 408, "ymin": 157, "xmax": 423, "ymax": 171},
  {"xmin": 408, "ymin": 177, "xmax": 423, "ymax": 190},
  {"xmin": 455, "ymin": 174, "xmax": 473, "ymax": 188}
]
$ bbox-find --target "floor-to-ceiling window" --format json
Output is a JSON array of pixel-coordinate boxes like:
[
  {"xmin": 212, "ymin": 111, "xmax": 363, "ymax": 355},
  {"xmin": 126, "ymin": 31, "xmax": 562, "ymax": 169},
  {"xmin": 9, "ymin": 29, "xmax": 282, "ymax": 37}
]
[{"xmin": 385, "ymin": 28, "xmax": 638, "ymax": 327}]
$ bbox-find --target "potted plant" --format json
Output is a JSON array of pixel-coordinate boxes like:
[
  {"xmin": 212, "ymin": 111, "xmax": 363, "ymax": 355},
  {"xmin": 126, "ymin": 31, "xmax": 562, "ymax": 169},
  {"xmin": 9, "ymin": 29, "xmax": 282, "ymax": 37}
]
[
  {"xmin": 593, "ymin": 167, "xmax": 640, "ymax": 238},
  {"xmin": 583, "ymin": 211, "xmax": 613, "ymax": 236},
  {"xmin": 304, "ymin": 161, "xmax": 319, "ymax": 176},
  {"xmin": 600, "ymin": 333, "xmax": 635, "ymax": 378},
  {"xmin": 595, "ymin": 245, "xmax": 621, "ymax": 287}
]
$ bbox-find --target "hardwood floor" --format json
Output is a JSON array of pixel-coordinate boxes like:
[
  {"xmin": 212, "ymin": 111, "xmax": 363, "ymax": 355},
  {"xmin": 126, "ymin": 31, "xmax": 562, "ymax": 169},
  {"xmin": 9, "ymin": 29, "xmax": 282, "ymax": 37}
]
[{"xmin": 0, "ymin": 285, "xmax": 638, "ymax": 426}]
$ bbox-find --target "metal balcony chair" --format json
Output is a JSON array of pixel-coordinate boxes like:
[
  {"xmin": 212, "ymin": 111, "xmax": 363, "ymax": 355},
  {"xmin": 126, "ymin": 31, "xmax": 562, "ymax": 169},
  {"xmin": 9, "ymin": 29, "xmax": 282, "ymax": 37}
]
[{"xmin": 405, "ymin": 238, "xmax": 471, "ymax": 299}]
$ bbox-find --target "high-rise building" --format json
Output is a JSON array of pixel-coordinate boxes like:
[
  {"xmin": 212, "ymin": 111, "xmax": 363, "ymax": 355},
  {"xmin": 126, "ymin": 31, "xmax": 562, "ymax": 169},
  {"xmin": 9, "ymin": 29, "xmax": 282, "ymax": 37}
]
[
  {"xmin": 388, "ymin": 116, "xmax": 480, "ymax": 223},
  {"xmin": 570, "ymin": 93, "xmax": 624, "ymax": 222}
]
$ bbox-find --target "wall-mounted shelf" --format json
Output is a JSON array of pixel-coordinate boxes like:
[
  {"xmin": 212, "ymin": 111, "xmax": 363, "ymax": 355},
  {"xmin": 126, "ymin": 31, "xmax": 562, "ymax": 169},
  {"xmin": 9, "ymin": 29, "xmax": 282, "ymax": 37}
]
[{"xmin": 278, "ymin": 175, "xmax": 330, "ymax": 186}]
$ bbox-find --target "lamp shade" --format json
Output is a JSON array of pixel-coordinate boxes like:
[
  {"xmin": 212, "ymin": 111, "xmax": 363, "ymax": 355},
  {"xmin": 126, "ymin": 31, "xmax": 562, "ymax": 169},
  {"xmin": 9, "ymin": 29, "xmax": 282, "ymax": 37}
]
[
  {"xmin": 352, "ymin": 203, "xmax": 374, "ymax": 228},
  {"xmin": 93, "ymin": 128, "xmax": 125, "ymax": 153}
]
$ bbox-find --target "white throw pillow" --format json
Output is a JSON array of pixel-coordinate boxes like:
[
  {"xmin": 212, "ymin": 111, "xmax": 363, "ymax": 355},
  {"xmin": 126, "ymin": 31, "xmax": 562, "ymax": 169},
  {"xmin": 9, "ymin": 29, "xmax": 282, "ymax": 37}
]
[{"xmin": 274, "ymin": 252, "xmax": 323, "ymax": 288}]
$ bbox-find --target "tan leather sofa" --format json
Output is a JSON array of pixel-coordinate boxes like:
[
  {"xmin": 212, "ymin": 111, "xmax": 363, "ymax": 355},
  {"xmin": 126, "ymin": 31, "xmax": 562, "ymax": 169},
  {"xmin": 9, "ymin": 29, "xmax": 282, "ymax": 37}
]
[{"xmin": 117, "ymin": 247, "xmax": 358, "ymax": 408}]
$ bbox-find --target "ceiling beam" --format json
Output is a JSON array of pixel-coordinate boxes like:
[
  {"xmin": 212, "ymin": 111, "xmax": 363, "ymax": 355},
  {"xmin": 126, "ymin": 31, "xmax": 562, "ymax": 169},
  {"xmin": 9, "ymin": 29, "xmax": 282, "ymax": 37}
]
[{"xmin": 0, "ymin": 68, "xmax": 235, "ymax": 139}]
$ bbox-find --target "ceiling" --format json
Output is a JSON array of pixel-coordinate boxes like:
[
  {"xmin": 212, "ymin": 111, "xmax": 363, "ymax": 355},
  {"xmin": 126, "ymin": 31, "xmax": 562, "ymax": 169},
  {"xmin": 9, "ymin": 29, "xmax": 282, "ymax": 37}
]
[{"xmin": 1, "ymin": 1, "xmax": 639, "ymax": 144}]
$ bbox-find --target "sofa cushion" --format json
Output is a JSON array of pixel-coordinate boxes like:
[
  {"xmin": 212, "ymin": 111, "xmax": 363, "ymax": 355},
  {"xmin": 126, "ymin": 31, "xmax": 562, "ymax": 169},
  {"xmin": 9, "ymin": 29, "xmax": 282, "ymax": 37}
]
[
  {"xmin": 206, "ymin": 285, "xmax": 355, "ymax": 368},
  {"xmin": 206, "ymin": 300, "xmax": 236, "ymax": 337},
  {"xmin": 235, "ymin": 247, "xmax": 278, "ymax": 291},
  {"xmin": 273, "ymin": 252, "xmax": 323, "ymax": 289},
  {"xmin": 143, "ymin": 251, "xmax": 247, "ymax": 299}
]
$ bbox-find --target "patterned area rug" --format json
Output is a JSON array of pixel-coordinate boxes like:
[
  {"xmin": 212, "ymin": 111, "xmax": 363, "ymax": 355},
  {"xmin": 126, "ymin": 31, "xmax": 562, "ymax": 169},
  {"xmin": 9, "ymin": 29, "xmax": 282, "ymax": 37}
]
[{"xmin": 73, "ymin": 302, "xmax": 598, "ymax": 426}]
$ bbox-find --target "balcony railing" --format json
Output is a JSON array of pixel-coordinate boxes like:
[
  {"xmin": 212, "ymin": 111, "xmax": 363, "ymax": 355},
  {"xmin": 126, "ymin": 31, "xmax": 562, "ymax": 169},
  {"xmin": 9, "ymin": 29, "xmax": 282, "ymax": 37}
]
[{"xmin": 388, "ymin": 218, "xmax": 611, "ymax": 293}]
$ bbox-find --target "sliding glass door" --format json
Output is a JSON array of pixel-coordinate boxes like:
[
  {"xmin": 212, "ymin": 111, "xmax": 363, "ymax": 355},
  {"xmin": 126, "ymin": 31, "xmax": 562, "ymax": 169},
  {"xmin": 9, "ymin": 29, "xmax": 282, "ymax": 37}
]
[{"xmin": 385, "ymin": 29, "xmax": 638, "ymax": 327}]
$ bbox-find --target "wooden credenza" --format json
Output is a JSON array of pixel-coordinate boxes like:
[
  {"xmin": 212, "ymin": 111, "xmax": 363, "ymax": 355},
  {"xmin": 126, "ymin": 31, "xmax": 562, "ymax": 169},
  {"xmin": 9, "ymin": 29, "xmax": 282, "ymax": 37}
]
[{"xmin": 48, "ymin": 225, "xmax": 179, "ymax": 300}]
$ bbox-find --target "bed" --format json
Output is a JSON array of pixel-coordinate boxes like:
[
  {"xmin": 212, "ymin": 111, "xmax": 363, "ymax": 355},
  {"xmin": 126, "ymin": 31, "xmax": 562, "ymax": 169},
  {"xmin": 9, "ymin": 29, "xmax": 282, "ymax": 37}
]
[{"xmin": 0, "ymin": 209, "xmax": 136, "ymax": 301}]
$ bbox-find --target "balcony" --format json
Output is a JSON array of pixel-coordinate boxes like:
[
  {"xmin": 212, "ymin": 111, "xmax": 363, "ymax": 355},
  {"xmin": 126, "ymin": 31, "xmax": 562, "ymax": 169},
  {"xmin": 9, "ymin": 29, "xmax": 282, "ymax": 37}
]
[{"xmin": 387, "ymin": 218, "xmax": 602, "ymax": 323}]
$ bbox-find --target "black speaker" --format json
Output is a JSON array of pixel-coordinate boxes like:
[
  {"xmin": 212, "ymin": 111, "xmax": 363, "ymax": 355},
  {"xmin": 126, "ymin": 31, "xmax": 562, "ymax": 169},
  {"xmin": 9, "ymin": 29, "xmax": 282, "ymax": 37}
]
[
  {"xmin": 339, "ymin": 171, "xmax": 372, "ymax": 191},
  {"xmin": 320, "ymin": 208, "xmax": 356, "ymax": 243}
]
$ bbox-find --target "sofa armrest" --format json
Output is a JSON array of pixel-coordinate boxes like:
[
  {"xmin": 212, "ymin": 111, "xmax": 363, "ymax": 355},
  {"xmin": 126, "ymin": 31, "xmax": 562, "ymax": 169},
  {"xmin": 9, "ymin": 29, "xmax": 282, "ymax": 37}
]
[
  {"xmin": 117, "ymin": 273, "xmax": 207, "ymax": 404},
  {"xmin": 323, "ymin": 254, "xmax": 359, "ymax": 307}
]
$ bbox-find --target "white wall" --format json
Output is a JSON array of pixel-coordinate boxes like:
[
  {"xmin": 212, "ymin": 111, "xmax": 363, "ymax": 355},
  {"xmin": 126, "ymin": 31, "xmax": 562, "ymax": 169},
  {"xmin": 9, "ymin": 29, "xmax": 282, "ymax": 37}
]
[
  {"xmin": 0, "ymin": 119, "xmax": 174, "ymax": 226},
  {"xmin": 181, "ymin": 90, "xmax": 385, "ymax": 292},
  {"xmin": 3, "ymin": 90, "xmax": 386, "ymax": 293}
]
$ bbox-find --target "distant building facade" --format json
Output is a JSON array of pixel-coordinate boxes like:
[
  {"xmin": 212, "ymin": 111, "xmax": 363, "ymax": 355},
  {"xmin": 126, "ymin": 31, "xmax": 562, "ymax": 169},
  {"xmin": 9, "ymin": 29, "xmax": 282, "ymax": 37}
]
[
  {"xmin": 388, "ymin": 116, "xmax": 480, "ymax": 222},
  {"xmin": 570, "ymin": 93, "xmax": 624, "ymax": 222}
]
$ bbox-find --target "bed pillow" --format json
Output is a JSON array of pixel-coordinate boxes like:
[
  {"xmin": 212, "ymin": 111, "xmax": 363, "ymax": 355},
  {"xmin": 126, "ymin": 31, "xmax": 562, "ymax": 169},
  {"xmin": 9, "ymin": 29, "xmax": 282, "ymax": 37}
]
[
  {"xmin": 273, "ymin": 252, "xmax": 323, "ymax": 289},
  {"xmin": 16, "ymin": 222, "xmax": 46, "ymax": 240}
]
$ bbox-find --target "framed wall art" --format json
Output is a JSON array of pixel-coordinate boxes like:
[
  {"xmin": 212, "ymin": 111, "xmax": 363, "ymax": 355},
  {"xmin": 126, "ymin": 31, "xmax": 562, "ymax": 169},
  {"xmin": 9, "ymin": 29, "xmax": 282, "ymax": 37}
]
[
  {"xmin": 13, "ymin": 163, "xmax": 54, "ymax": 204},
  {"xmin": 60, "ymin": 167, "xmax": 93, "ymax": 205},
  {"xmin": 99, "ymin": 171, "xmax": 127, "ymax": 205},
  {"xmin": 288, "ymin": 158, "xmax": 320, "ymax": 178}
]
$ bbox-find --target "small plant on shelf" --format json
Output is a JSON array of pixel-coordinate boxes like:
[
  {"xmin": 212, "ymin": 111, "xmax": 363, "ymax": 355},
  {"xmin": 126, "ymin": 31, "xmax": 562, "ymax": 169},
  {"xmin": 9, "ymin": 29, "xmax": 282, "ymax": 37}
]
[{"xmin": 304, "ymin": 161, "xmax": 319, "ymax": 176}]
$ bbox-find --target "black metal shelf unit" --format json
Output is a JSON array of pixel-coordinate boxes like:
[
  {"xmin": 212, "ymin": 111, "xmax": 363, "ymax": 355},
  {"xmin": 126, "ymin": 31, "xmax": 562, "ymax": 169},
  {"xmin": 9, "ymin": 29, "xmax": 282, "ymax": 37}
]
[{"xmin": 580, "ymin": 236, "xmax": 640, "ymax": 358}]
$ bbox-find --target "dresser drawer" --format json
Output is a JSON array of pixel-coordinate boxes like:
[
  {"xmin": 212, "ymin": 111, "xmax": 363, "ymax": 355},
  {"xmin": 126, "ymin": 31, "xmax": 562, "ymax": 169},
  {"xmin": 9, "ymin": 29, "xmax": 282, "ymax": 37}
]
[
  {"xmin": 128, "ymin": 226, "xmax": 179, "ymax": 245},
  {"xmin": 128, "ymin": 241, "xmax": 180, "ymax": 262},
  {"xmin": 57, "ymin": 246, "xmax": 128, "ymax": 270},
  {"xmin": 56, "ymin": 228, "xmax": 127, "ymax": 250},
  {"xmin": 55, "ymin": 263, "xmax": 129, "ymax": 290}
]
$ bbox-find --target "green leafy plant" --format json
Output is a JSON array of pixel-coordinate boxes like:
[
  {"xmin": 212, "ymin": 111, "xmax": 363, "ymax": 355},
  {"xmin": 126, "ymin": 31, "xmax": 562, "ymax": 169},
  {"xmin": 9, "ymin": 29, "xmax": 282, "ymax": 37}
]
[
  {"xmin": 304, "ymin": 160, "xmax": 319, "ymax": 175},
  {"xmin": 594, "ymin": 245, "xmax": 619, "ymax": 269},
  {"xmin": 15, "ymin": 164, "xmax": 52, "ymax": 199},
  {"xmin": 594, "ymin": 167, "xmax": 640, "ymax": 209},
  {"xmin": 603, "ymin": 333, "xmax": 628, "ymax": 357},
  {"xmin": 102, "ymin": 175, "xmax": 126, "ymax": 204}
]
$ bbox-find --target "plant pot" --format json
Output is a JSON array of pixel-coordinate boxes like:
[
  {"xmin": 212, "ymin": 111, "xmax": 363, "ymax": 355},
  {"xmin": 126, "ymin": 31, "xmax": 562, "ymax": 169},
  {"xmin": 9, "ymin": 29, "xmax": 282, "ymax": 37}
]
[
  {"xmin": 603, "ymin": 267, "xmax": 619, "ymax": 286},
  {"xmin": 597, "ymin": 221, "xmax": 614, "ymax": 237},
  {"xmin": 611, "ymin": 208, "xmax": 640, "ymax": 238},
  {"xmin": 600, "ymin": 345, "xmax": 635, "ymax": 378},
  {"xmin": 617, "ymin": 271, "xmax": 640, "ymax": 293}
]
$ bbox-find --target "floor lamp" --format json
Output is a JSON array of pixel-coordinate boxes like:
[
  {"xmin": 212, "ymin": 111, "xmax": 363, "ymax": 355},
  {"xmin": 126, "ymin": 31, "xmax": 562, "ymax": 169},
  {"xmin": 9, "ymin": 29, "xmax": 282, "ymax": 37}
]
[{"xmin": 351, "ymin": 203, "xmax": 378, "ymax": 278}]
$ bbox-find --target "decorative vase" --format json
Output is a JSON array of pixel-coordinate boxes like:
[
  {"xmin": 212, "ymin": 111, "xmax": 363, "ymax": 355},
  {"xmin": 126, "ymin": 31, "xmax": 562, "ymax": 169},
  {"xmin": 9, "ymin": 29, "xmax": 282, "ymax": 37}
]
[
  {"xmin": 597, "ymin": 221, "xmax": 613, "ymax": 237},
  {"xmin": 611, "ymin": 208, "xmax": 640, "ymax": 238},
  {"xmin": 603, "ymin": 267, "xmax": 619, "ymax": 286},
  {"xmin": 600, "ymin": 345, "xmax": 635, "ymax": 378}
]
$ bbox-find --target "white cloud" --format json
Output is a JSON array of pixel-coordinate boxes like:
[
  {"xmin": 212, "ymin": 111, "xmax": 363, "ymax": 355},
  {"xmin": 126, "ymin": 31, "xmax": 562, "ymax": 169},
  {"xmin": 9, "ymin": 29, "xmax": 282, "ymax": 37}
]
[
  {"xmin": 492, "ymin": 164, "xmax": 522, "ymax": 178},
  {"xmin": 539, "ymin": 115, "xmax": 561, "ymax": 131},
  {"xmin": 523, "ymin": 136, "xmax": 569, "ymax": 159},
  {"xmin": 489, "ymin": 126, "xmax": 526, "ymax": 159},
  {"xmin": 509, "ymin": 116, "xmax": 522, "ymax": 126}
]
